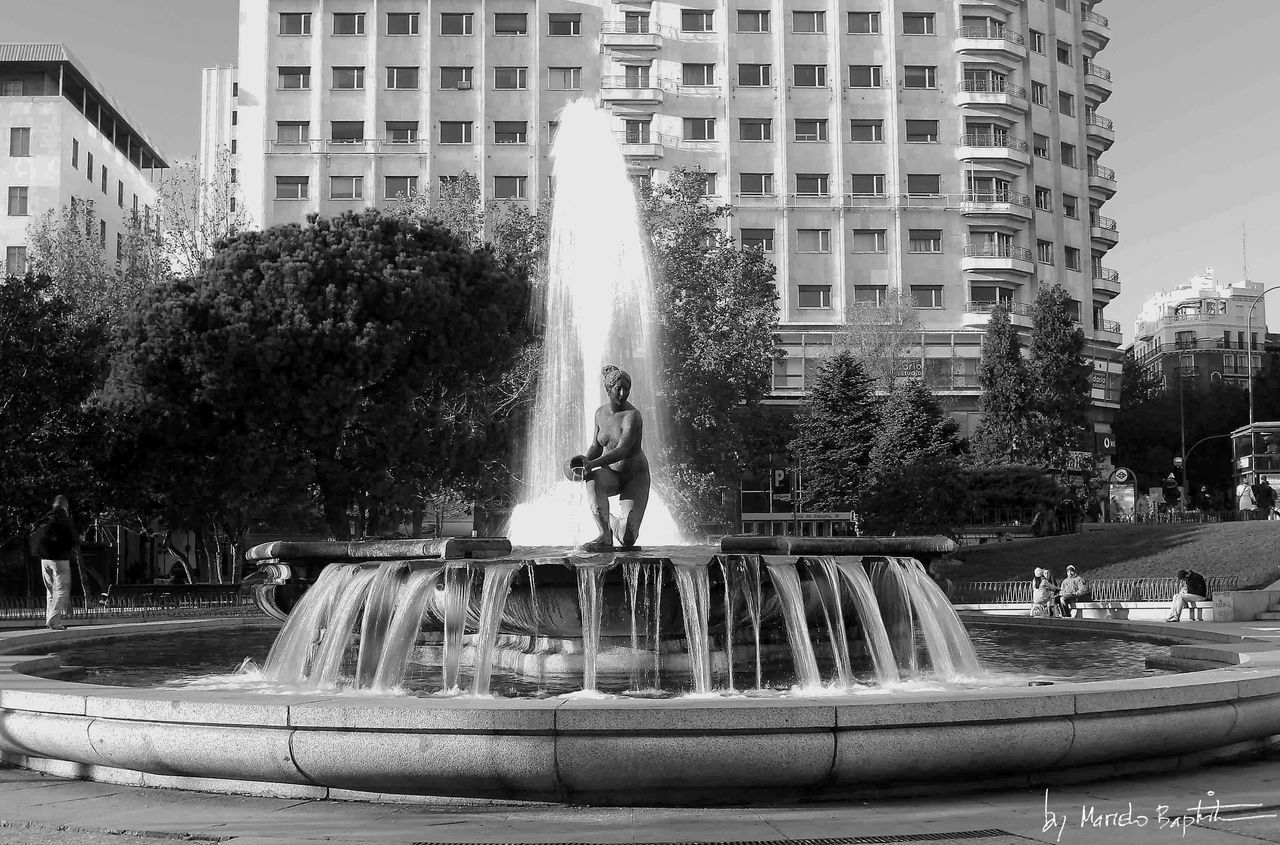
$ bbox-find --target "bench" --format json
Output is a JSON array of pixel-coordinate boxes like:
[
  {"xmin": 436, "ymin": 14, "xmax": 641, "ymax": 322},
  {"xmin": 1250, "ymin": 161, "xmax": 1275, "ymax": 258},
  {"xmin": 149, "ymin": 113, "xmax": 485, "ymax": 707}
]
[{"xmin": 950, "ymin": 576, "xmax": 1238, "ymax": 622}]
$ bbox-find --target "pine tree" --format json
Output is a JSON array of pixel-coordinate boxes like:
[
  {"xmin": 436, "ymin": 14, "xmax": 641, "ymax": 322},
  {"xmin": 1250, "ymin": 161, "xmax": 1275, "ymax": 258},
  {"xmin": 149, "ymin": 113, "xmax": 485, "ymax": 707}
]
[
  {"xmin": 790, "ymin": 351, "xmax": 880, "ymax": 513},
  {"xmin": 1026, "ymin": 283, "xmax": 1092, "ymax": 468},
  {"xmin": 971, "ymin": 304, "xmax": 1030, "ymax": 464}
]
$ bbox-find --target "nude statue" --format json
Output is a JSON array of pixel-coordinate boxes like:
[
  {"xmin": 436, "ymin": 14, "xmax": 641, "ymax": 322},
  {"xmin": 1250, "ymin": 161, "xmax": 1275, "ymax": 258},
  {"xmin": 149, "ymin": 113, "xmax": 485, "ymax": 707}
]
[{"xmin": 574, "ymin": 364, "xmax": 650, "ymax": 551}]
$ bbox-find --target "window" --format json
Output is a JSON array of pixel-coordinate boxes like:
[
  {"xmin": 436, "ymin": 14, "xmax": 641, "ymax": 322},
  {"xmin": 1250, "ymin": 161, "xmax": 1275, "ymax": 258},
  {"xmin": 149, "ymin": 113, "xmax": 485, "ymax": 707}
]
[
  {"xmin": 98, "ymin": 220, "xmax": 106, "ymax": 250},
  {"xmin": 793, "ymin": 11, "xmax": 826, "ymax": 33},
  {"xmin": 1031, "ymin": 81, "xmax": 1048, "ymax": 106},
  {"xmin": 385, "ymin": 176, "xmax": 418, "ymax": 198},
  {"xmin": 439, "ymin": 121, "xmax": 473, "ymax": 143},
  {"xmin": 548, "ymin": 13, "xmax": 581, "ymax": 35},
  {"xmin": 623, "ymin": 120, "xmax": 651, "ymax": 144},
  {"xmin": 849, "ymin": 12, "xmax": 880, "ymax": 33},
  {"xmin": 440, "ymin": 67, "xmax": 473, "ymax": 89},
  {"xmin": 333, "ymin": 66, "xmax": 365, "ymax": 90},
  {"xmin": 1035, "ymin": 187, "xmax": 1052, "ymax": 210},
  {"xmin": 275, "ymin": 176, "xmax": 308, "ymax": 200},
  {"xmin": 1056, "ymin": 0, "xmax": 1070, "ymax": 9},
  {"xmin": 1059, "ymin": 91, "xmax": 1076, "ymax": 116},
  {"xmin": 548, "ymin": 67, "xmax": 581, "ymax": 90},
  {"xmin": 683, "ymin": 63, "xmax": 715, "ymax": 86},
  {"xmin": 902, "ymin": 13, "xmax": 935, "ymax": 34},
  {"xmin": 7, "ymin": 186, "xmax": 28, "ymax": 216},
  {"xmin": 849, "ymin": 65, "xmax": 882, "ymax": 88},
  {"xmin": 387, "ymin": 12, "xmax": 418, "ymax": 35},
  {"xmin": 798, "ymin": 285, "xmax": 832, "ymax": 309},
  {"xmin": 740, "ymin": 228, "xmax": 774, "ymax": 251},
  {"xmin": 494, "ymin": 176, "xmax": 527, "ymax": 199},
  {"xmin": 333, "ymin": 12, "xmax": 364, "ymax": 34},
  {"xmin": 9, "ymin": 127, "xmax": 30, "ymax": 156},
  {"xmin": 738, "ymin": 10, "xmax": 770, "ymax": 32},
  {"xmin": 911, "ymin": 285, "xmax": 944, "ymax": 308},
  {"xmin": 794, "ymin": 65, "xmax": 827, "ymax": 87},
  {"xmin": 1037, "ymin": 240, "xmax": 1055, "ymax": 264},
  {"xmin": 494, "ymin": 12, "xmax": 527, "ymax": 35},
  {"xmin": 117, "ymin": 180, "xmax": 124, "ymax": 207},
  {"xmin": 904, "ymin": 66, "xmax": 937, "ymax": 89},
  {"xmin": 904, "ymin": 120, "xmax": 938, "ymax": 143},
  {"xmin": 850, "ymin": 119, "xmax": 883, "ymax": 142},
  {"xmin": 115, "ymin": 232, "xmax": 124, "ymax": 261},
  {"xmin": 330, "ymin": 121, "xmax": 364, "ymax": 143},
  {"xmin": 71, "ymin": 138, "xmax": 78, "ymax": 168},
  {"xmin": 6, "ymin": 245, "xmax": 27, "ymax": 276},
  {"xmin": 794, "ymin": 119, "xmax": 827, "ymax": 142},
  {"xmin": 86, "ymin": 152, "xmax": 93, "ymax": 180},
  {"xmin": 231, "ymin": 139, "xmax": 237, "ymax": 153},
  {"xmin": 738, "ymin": 64, "xmax": 771, "ymax": 87},
  {"xmin": 906, "ymin": 174, "xmax": 940, "ymax": 195},
  {"xmin": 494, "ymin": 121, "xmax": 528, "ymax": 144},
  {"xmin": 739, "ymin": 118, "xmax": 772, "ymax": 141},
  {"xmin": 232, "ymin": 110, "xmax": 238, "ymax": 126},
  {"xmin": 1060, "ymin": 142, "xmax": 1077, "ymax": 167},
  {"xmin": 854, "ymin": 285, "xmax": 887, "ymax": 305},
  {"xmin": 683, "ymin": 118, "xmax": 715, "ymax": 141},
  {"xmin": 971, "ymin": 285, "xmax": 1013, "ymax": 307},
  {"xmin": 385, "ymin": 121, "xmax": 418, "ymax": 142},
  {"xmin": 330, "ymin": 175, "xmax": 363, "ymax": 199},
  {"xmin": 1, "ymin": 80, "xmax": 21, "ymax": 96},
  {"xmin": 386, "ymin": 66, "xmax": 419, "ymax": 89},
  {"xmin": 280, "ymin": 12, "xmax": 311, "ymax": 35},
  {"xmin": 1057, "ymin": 40, "xmax": 1073, "ymax": 65},
  {"xmin": 797, "ymin": 229, "xmax": 831, "ymax": 253},
  {"xmin": 495, "ymin": 67, "xmax": 528, "ymax": 90},
  {"xmin": 681, "ymin": 10, "xmax": 713, "ymax": 32},
  {"xmin": 440, "ymin": 13, "xmax": 473, "ymax": 35},
  {"xmin": 278, "ymin": 66, "xmax": 310, "ymax": 89},
  {"xmin": 623, "ymin": 65, "xmax": 651, "ymax": 88},
  {"xmin": 850, "ymin": 174, "xmax": 885, "ymax": 195},
  {"xmin": 1063, "ymin": 194, "xmax": 1079, "ymax": 218},
  {"xmin": 852, "ymin": 229, "xmax": 886, "ymax": 252},
  {"xmin": 739, "ymin": 173, "xmax": 774, "ymax": 196},
  {"xmin": 1033, "ymin": 133, "xmax": 1050, "ymax": 159},
  {"xmin": 277, "ymin": 121, "xmax": 309, "ymax": 143},
  {"xmin": 99, "ymin": 166, "xmax": 107, "ymax": 194},
  {"xmin": 1065, "ymin": 246, "xmax": 1082, "ymax": 271},
  {"xmin": 795, "ymin": 174, "xmax": 829, "ymax": 196},
  {"xmin": 1030, "ymin": 29, "xmax": 1045, "ymax": 53},
  {"xmin": 908, "ymin": 229, "xmax": 942, "ymax": 252},
  {"xmin": 132, "ymin": 194, "xmax": 138, "ymax": 214}
]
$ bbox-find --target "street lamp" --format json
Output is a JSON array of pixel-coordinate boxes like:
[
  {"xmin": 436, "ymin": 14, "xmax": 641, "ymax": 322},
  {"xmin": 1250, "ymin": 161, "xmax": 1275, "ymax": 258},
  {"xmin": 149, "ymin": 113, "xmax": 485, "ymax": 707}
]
[{"xmin": 1246, "ymin": 284, "xmax": 1280, "ymax": 430}]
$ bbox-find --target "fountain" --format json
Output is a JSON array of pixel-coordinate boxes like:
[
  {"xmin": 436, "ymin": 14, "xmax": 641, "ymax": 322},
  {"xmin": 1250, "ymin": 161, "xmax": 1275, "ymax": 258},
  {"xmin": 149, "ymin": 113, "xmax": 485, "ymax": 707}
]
[{"xmin": 2, "ymin": 100, "xmax": 1280, "ymax": 804}]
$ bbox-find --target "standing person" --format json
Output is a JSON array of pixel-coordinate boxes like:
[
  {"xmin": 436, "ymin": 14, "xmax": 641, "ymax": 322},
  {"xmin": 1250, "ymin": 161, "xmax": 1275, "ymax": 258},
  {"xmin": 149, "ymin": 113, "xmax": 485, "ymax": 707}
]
[
  {"xmin": 29, "ymin": 495, "xmax": 79, "ymax": 630},
  {"xmin": 1166, "ymin": 569, "xmax": 1210, "ymax": 622},
  {"xmin": 1237, "ymin": 476, "xmax": 1257, "ymax": 520},
  {"xmin": 1257, "ymin": 476, "xmax": 1277, "ymax": 520},
  {"xmin": 1058, "ymin": 565, "xmax": 1091, "ymax": 617},
  {"xmin": 1058, "ymin": 495, "xmax": 1080, "ymax": 534}
]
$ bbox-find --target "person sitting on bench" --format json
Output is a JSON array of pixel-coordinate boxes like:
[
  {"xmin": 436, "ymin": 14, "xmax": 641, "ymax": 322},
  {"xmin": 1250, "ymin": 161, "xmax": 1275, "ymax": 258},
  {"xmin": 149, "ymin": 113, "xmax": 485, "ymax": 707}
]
[
  {"xmin": 1166, "ymin": 569, "xmax": 1210, "ymax": 622},
  {"xmin": 1058, "ymin": 565, "xmax": 1091, "ymax": 617}
]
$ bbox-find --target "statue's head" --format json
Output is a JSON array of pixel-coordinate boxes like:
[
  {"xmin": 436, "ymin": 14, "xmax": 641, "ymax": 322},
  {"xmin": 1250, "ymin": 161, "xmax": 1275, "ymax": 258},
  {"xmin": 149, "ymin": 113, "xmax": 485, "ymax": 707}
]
[{"xmin": 602, "ymin": 365, "xmax": 632, "ymax": 401}]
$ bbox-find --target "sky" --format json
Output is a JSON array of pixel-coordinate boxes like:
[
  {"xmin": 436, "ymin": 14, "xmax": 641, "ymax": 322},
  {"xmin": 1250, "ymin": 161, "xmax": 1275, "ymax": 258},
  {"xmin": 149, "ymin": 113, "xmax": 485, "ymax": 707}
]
[{"xmin": 6, "ymin": 0, "xmax": 1280, "ymax": 342}]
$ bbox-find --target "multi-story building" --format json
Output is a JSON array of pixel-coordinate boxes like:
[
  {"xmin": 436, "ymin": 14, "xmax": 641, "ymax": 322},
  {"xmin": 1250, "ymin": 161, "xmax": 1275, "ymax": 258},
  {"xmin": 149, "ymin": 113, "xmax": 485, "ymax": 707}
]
[
  {"xmin": 0, "ymin": 44, "xmax": 167, "ymax": 277},
  {"xmin": 219, "ymin": 0, "xmax": 1121, "ymax": 450},
  {"xmin": 1130, "ymin": 269, "xmax": 1268, "ymax": 392}
]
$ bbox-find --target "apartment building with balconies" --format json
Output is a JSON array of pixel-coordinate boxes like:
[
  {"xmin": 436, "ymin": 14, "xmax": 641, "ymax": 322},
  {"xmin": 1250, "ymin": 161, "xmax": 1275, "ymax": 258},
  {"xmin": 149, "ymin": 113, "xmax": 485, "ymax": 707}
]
[
  {"xmin": 222, "ymin": 0, "xmax": 1121, "ymax": 446},
  {"xmin": 1130, "ymin": 269, "xmax": 1269, "ymax": 392},
  {"xmin": 0, "ymin": 44, "xmax": 166, "ymax": 278}
]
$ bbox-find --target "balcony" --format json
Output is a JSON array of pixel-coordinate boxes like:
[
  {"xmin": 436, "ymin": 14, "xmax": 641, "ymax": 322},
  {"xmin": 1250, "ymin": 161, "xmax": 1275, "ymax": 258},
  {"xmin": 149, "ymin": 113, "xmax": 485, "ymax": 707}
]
[
  {"xmin": 962, "ymin": 242, "xmax": 1035, "ymax": 274},
  {"xmin": 267, "ymin": 139, "xmax": 431, "ymax": 155},
  {"xmin": 1095, "ymin": 318, "xmax": 1122, "ymax": 337},
  {"xmin": 614, "ymin": 130, "xmax": 668, "ymax": 159},
  {"xmin": 1088, "ymin": 164, "xmax": 1117, "ymax": 199},
  {"xmin": 962, "ymin": 299, "xmax": 1032, "ymax": 329},
  {"xmin": 954, "ymin": 25, "xmax": 1027, "ymax": 60},
  {"xmin": 1090, "ymin": 214, "xmax": 1119, "ymax": 246},
  {"xmin": 1081, "ymin": 9, "xmax": 1111, "ymax": 49},
  {"xmin": 600, "ymin": 76, "xmax": 667, "ymax": 105},
  {"xmin": 957, "ymin": 133, "xmax": 1030, "ymax": 167},
  {"xmin": 1093, "ymin": 266, "xmax": 1121, "ymax": 297},
  {"xmin": 956, "ymin": 79, "xmax": 1028, "ymax": 113},
  {"xmin": 1084, "ymin": 63, "xmax": 1113, "ymax": 101},
  {"xmin": 1177, "ymin": 366, "xmax": 1200, "ymax": 380},
  {"xmin": 600, "ymin": 21, "xmax": 665, "ymax": 50},
  {"xmin": 1085, "ymin": 114, "xmax": 1116, "ymax": 148},
  {"xmin": 959, "ymin": 190, "xmax": 1032, "ymax": 221}
]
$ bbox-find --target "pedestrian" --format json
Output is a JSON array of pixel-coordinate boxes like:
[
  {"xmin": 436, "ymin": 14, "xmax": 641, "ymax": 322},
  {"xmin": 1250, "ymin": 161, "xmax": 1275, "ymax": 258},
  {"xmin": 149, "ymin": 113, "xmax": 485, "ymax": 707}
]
[
  {"xmin": 29, "ymin": 494, "xmax": 79, "ymax": 630},
  {"xmin": 1256, "ymin": 476, "xmax": 1277, "ymax": 519},
  {"xmin": 1166, "ymin": 568, "xmax": 1210, "ymax": 622},
  {"xmin": 1237, "ymin": 476, "xmax": 1257, "ymax": 520},
  {"xmin": 1198, "ymin": 485, "xmax": 1213, "ymax": 512},
  {"xmin": 1058, "ymin": 565, "xmax": 1091, "ymax": 617},
  {"xmin": 1058, "ymin": 495, "xmax": 1080, "ymax": 534}
]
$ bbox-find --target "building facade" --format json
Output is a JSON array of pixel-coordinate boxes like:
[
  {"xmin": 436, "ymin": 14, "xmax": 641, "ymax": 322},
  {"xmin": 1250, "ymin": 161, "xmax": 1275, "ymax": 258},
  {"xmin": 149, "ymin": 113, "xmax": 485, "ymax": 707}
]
[
  {"xmin": 219, "ymin": 0, "xmax": 1121, "ymax": 444},
  {"xmin": 0, "ymin": 44, "xmax": 166, "ymax": 277},
  {"xmin": 1130, "ymin": 269, "xmax": 1269, "ymax": 392}
]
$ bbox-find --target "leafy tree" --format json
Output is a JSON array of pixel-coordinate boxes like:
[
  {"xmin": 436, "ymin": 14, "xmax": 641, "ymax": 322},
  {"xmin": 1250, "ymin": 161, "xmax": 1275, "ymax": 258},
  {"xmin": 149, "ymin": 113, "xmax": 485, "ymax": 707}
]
[
  {"xmin": 839, "ymin": 287, "xmax": 923, "ymax": 393},
  {"xmin": 1119, "ymin": 351, "xmax": 1162, "ymax": 410},
  {"xmin": 1024, "ymin": 283, "xmax": 1092, "ymax": 468},
  {"xmin": 159, "ymin": 147, "xmax": 252, "ymax": 277},
  {"xmin": 971, "ymin": 305, "xmax": 1029, "ymax": 464},
  {"xmin": 388, "ymin": 172, "xmax": 483, "ymax": 250},
  {"xmin": 790, "ymin": 351, "xmax": 880, "ymax": 514}
]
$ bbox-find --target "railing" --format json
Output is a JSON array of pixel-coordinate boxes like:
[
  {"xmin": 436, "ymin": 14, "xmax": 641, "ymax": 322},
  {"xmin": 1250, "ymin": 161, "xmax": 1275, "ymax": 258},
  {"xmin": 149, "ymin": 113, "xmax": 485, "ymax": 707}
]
[
  {"xmin": 1096, "ymin": 319, "xmax": 1122, "ymax": 333},
  {"xmin": 0, "ymin": 586, "xmax": 262, "ymax": 622},
  {"xmin": 600, "ymin": 21, "xmax": 674, "ymax": 36},
  {"xmin": 1088, "ymin": 164, "xmax": 1117, "ymax": 181},
  {"xmin": 1091, "ymin": 214, "xmax": 1118, "ymax": 230},
  {"xmin": 954, "ymin": 25, "xmax": 1025, "ymax": 45},
  {"xmin": 963, "ymin": 242, "xmax": 1034, "ymax": 262},
  {"xmin": 1082, "ymin": 9, "xmax": 1111, "ymax": 28},
  {"xmin": 614, "ymin": 130, "xmax": 676, "ymax": 147},
  {"xmin": 1085, "ymin": 63, "xmax": 1112, "ymax": 82},
  {"xmin": 1177, "ymin": 365, "xmax": 1200, "ymax": 378},
  {"xmin": 962, "ymin": 189, "xmax": 1031, "ymax": 207},
  {"xmin": 1086, "ymin": 114, "xmax": 1115, "ymax": 131},
  {"xmin": 1093, "ymin": 266, "xmax": 1120, "ymax": 282},
  {"xmin": 959, "ymin": 134, "xmax": 1029, "ymax": 152},
  {"xmin": 959, "ymin": 79, "xmax": 1026, "ymax": 99},
  {"xmin": 267, "ymin": 139, "xmax": 432, "ymax": 154},
  {"xmin": 951, "ymin": 576, "xmax": 1238, "ymax": 605},
  {"xmin": 600, "ymin": 76, "xmax": 672, "ymax": 90},
  {"xmin": 965, "ymin": 300, "xmax": 1032, "ymax": 316}
]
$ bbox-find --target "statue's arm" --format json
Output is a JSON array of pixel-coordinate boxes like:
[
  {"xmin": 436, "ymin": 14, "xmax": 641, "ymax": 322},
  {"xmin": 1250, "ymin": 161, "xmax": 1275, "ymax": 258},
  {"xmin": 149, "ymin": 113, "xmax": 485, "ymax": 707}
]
[{"xmin": 587, "ymin": 411, "xmax": 641, "ymax": 469}]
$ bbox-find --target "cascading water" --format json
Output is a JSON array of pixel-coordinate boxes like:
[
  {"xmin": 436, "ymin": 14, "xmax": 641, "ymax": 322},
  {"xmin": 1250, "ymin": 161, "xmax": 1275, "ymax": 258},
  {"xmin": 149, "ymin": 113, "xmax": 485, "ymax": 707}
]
[{"xmin": 507, "ymin": 99, "xmax": 681, "ymax": 547}]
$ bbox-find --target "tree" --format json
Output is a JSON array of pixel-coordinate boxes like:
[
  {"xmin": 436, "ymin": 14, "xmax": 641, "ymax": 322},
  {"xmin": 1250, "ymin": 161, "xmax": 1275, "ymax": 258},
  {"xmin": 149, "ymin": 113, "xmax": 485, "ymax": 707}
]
[
  {"xmin": 1119, "ymin": 351, "xmax": 1162, "ymax": 410},
  {"xmin": 637, "ymin": 167, "xmax": 780, "ymax": 530},
  {"xmin": 839, "ymin": 287, "xmax": 923, "ymax": 393},
  {"xmin": 387, "ymin": 172, "xmax": 484, "ymax": 250},
  {"xmin": 790, "ymin": 351, "xmax": 880, "ymax": 515},
  {"xmin": 106, "ymin": 210, "xmax": 532, "ymax": 548},
  {"xmin": 1025, "ymin": 284, "xmax": 1092, "ymax": 468},
  {"xmin": 971, "ymin": 305, "xmax": 1030, "ymax": 465},
  {"xmin": 159, "ymin": 147, "xmax": 252, "ymax": 277}
]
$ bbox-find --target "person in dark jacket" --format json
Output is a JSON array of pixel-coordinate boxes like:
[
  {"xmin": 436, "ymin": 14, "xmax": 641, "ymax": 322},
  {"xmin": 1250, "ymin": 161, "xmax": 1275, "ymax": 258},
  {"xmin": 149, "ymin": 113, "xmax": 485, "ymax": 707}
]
[
  {"xmin": 29, "ymin": 495, "xmax": 78, "ymax": 629},
  {"xmin": 1166, "ymin": 568, "xmax": 1210, "ymax": 622}
]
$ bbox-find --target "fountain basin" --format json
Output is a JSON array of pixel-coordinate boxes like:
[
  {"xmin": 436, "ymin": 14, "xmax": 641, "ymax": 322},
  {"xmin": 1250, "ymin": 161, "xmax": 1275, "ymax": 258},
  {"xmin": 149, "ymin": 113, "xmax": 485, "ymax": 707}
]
[{"xmin": 2, "ymin": 619, "xmax": 1280, "ymax": 804}]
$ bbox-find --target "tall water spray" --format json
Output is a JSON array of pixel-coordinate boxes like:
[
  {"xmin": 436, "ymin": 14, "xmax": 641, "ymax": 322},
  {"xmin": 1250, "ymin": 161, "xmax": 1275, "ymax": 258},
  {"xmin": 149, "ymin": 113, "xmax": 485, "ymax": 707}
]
[{"xmin": 508, "ymin": 99, "xmax": 682, "ymax": 546}]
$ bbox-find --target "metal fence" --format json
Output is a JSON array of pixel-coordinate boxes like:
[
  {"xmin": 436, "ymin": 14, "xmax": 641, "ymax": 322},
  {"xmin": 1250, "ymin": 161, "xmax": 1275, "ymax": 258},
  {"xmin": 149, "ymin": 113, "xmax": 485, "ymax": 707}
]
[
  {"xmin": 951, "ymin": 576, "xmax": 1240, "ymax": 604},
  {"xmin": 0, "ymin": 586, "xmax": 263, "ymax": 622}
]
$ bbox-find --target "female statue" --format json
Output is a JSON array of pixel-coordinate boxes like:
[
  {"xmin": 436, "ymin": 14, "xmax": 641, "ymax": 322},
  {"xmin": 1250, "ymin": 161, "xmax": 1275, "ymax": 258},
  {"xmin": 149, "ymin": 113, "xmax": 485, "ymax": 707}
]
[{"xmin": 573, "ymin": 365, "xmax": 650, "ymax": 551}]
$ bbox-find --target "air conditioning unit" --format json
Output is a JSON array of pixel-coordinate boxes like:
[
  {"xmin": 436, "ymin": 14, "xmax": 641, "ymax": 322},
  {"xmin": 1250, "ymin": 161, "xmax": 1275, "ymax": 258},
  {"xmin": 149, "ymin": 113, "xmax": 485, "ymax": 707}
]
[{"xmin": 456, "ymin": 81, "xmax": 472, "ymax": 90}]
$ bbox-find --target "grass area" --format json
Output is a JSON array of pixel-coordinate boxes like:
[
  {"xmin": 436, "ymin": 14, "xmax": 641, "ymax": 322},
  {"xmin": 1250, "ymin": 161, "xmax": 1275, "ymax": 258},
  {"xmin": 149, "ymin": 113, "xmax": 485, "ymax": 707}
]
[{"xmin": 949, "ymin": 521, "xmax": 1280, "ymax": 587}]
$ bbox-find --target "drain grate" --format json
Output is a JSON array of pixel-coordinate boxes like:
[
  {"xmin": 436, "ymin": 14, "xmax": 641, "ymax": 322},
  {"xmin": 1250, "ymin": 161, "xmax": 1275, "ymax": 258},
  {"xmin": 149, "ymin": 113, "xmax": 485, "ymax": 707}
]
[{"xmin": 413, "ymin": 832, "xmax": 1014, "ymax": 845}]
